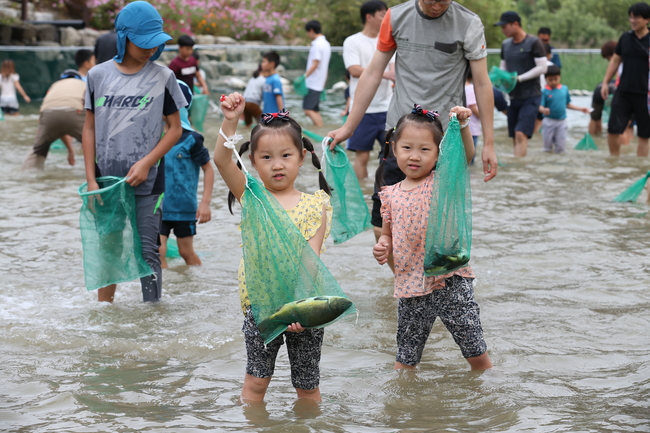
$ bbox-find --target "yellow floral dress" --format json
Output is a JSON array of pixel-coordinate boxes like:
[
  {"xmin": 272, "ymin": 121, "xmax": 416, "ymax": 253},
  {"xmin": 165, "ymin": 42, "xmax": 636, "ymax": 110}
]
[{"xmin": 237, "ymin": 190, "xmax": 332, "ymax": 313}]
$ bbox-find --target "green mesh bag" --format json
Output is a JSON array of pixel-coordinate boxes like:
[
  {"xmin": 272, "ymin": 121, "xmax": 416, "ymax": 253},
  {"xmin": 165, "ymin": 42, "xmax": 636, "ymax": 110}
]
[
  {"xmin": 240, "ymin": 172, "xmax": 356, "ymax": 344},
  {"xmin": 190, "ymin": 94, "xmax": 209, "ymax": 133},
  {"xmin": 293, "ymin": 75, "xmax": 308, "ymax": 96},
  {"xmin": 602, "ymin": 94, "xmax": 613, "ymax": 124},
  {"xmin": 489, "ymin": 66, "xmax": 518, "ymax": 94},
  {"xmin": 424, "ymin": 116, "xmax": 472, "ymax": 277},
  {"xmin": 321, "ymin": 140, "xmax": 372, "ymax": 244},
  {"xmin": 575, "ymin": 133, "xmax": 598, "ymax": 150},
  {"xmin": 78, "ymin": 177, "xmax": 153, "ymax": 291},
  {"xmin": 613, "ymin": 171, "xmax": 650, "ymax": 203}
]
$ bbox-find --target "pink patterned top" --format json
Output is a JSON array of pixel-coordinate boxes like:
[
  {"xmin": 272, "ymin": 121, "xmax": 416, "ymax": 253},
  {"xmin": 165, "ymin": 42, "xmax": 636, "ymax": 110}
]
[{"xmin": 379, "ymin": 171, "xmax": 474, "ymax": 298}]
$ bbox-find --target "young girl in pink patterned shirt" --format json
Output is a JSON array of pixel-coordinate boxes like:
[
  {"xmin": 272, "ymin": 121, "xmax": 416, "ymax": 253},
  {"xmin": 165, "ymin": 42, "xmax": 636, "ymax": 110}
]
[{"xmin": 373, "ymin": 104, "xmax": 493, "ymax": 371}]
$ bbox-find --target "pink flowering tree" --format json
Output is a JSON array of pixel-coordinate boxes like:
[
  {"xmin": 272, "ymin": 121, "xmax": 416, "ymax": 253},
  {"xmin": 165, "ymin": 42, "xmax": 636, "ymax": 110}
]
[{"xmin": 86, "ymin": 0, "xmax": 293, "ymax": 41}]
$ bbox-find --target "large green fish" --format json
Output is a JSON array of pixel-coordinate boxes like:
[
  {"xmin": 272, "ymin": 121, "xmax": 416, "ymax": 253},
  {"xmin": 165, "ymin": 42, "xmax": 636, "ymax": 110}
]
[
  {"xmin": 256, "ymin": 296, "xmax": 353, "ymax": 336},
  {"xmin": 425, "ymin": 249, "xmax": 470, "ymax": 275}
]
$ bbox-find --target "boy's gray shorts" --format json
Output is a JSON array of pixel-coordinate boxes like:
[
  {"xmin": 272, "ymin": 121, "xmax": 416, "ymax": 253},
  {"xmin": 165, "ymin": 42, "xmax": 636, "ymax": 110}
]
[
  {"xmin": 242, "ymin": 307, "xmax": 324, "ymax": 390},
  {"xmin": 396, "ymin": 276, "xmax": 487, "ymax": 366},
  {"xmin": 542, "ymin": 117, "xmax": 568, "ymax": 153}
]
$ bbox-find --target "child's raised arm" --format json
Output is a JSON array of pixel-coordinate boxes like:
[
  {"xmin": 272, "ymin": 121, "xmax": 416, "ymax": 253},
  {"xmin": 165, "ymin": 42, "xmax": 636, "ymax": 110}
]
[
  {"xmin": 449, "ymin": 106, "xmax": 476, "ymax": 164},
  {"xmin": 214, "ymin": 92, "xmax": 247, "ymax": 200}
]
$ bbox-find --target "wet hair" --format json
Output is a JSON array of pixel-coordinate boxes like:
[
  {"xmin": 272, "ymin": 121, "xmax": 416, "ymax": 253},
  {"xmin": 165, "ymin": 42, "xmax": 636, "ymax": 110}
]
[
  {"xmin": 178, "ymin": 34, "xmax": 195, "ymax": 47},
  {"xmin": 538, "ymin": 27, "xmax": 551, "ymax": 36},
  {"xmin": 629, "ymin": 2, "xmax": 650, "ymax": 18},
  {"xmin": 227, "ymin": 113, "xmax": 331, "ymax": 213},
  {"xmin": 360, "ymin": 0, "xmax": 387, "ymax": 24},
  {"xmin": 1, "ymin": 59, "xmax": 15, "ymax": 78},
  {"xmin": 601, "ymin": 40, "xmax": 617, "ymax": 59},
  {"xmin": 375, "ymin": 104, "xmax": 444, "ymax": 189},
  {"xmin": 545, "ymin": 64, "xmax": 561, "ymax": 77},
  {"xmin": 74, "ymin": 49, "xmax": 94, "ymax": 67},
  {"xmin": 305, "ymin": 20, "xmax": 322, "ymax": 34},
  {"xmin": 262, "ymin": 51, "xmax": 280, "ymax": 68}
]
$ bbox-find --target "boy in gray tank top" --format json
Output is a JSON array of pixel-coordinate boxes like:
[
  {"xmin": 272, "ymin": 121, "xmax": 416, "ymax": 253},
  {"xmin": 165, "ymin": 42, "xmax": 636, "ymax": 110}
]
[{"xmin": 82, "ymin": 1, "xmax": 187, "ymax": 303}]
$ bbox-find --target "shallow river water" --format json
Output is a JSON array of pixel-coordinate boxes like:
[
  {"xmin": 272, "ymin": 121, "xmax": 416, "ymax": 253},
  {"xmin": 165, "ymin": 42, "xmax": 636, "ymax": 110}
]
[{"xmin": 1, "ymin": 96, "xmax": 649, "ymax": 432}]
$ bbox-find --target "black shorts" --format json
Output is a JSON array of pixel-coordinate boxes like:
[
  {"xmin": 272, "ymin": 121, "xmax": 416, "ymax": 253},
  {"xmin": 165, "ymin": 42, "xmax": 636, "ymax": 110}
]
[
  {"xmin": 160, "ymin": 220, "xmax": 197, "ymax": 238},
  {"xmin": 608, "ymin": 91, "xmax": 650, "ymax": 138},
  {"xmin": 591, "ymin": 82, "xmax": 616, "ymax": 121},
  {"xmin": 507, "ymin": 96, "xmax": 541, "ymax": 138},
  {"xmin": 302, "ymin": 89, "xmax": 321, "ymax": 111}
]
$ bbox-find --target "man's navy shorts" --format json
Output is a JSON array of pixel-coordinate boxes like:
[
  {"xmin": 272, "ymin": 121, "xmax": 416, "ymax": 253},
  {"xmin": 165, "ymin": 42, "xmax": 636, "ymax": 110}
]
[
  {"xmin": 347, "ymin": 112, "xmax": 387, "ymax": 152},
  {"xmin": 507, "ymin": 96, "xmax": 541, "ymax": 138},
  {"xmin": 302, "ymin": 89, "xmax": 321, "ymax": 112},
  {"xmin": 160, "ymin": 220, "xmax": 197, "ymax": 238}
]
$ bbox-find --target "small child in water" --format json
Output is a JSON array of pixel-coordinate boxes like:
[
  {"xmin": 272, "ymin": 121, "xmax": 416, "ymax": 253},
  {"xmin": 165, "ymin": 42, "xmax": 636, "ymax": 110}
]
[{"xmin": 373, "ymin": 104, "xmax": 493, "ymax": 371}]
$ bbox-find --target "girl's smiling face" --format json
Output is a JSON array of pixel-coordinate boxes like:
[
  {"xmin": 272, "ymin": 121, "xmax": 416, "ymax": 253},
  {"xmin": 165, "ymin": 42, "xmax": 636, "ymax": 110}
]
[
  {"xmin": 393, "ymin": 126, "xmax": 439, "ymax": 184},
  {"xmin": 250, "ymin": 132, "xmax": 306, "ymax": 194}
]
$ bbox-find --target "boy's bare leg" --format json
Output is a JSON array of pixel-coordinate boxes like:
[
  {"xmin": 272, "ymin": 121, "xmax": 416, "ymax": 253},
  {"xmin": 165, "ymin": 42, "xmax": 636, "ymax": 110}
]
[
  {"xmin": 513, "ymin": 131, "xmax": 528, "ymax": 157},
  {"xmin": 304, "ymin": 110, "xmax": 323, "ymax": 127},
  {"xmin": 588, "ymin": 119, "xmax": 602, "ymax": 136},
  {"xmin": 637, "ymin": 137, "xmax": 649, "ymax": 157},
  {"xmin": 241, "ymin": 374, "xmax": 271, "ymax": 402},
  {"xmin": 353, "ymin": 150, "xmax": 371, "ymax": 180},
  {"xmin": 98, "ymin": 284, "xmax": 117, "ymax": 302},
  {"xmin": 466, "ymin": 352, "xmax": 493, "ymax": 370},
  {"xmin": 608, "ymin": 133, "xmax": 621, "ymax": 156},
  {"xmin": 159, "ymin": 235, "xmax": 168, "ymax": 269},
  {"xmin": 177, "ymin": 236, "xmax": 201, "ymax": 266}
]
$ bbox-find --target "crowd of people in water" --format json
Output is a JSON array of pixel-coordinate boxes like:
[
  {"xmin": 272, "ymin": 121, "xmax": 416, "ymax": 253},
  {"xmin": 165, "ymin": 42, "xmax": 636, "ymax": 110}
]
[{"xmin": 4, "ymin": 0, "xmax": 650, "ymax": 403}]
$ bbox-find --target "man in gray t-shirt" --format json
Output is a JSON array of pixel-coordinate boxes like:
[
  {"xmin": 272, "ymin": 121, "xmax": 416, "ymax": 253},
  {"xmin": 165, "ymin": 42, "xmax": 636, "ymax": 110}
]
[
  {"xmin": 496, "ymin": 11, "xmax": 547, "ymax": 157},
  {"xmin": 328, "ymin": 0, "xmax": 498, "ymax": 179}
]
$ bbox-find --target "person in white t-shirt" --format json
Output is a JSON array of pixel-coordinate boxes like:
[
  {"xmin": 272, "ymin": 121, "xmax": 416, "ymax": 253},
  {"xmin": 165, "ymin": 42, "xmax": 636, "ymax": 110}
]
[
  {"xmin": 1, "ymin": 59, "xmax": 31, "ymax": 115},
  {"xmin": 303, "ymin": 20, "xmax": 331, "ymax": 127},
  {"xmin": 343, "ymin": 0, "xmax": 395, "ymax": 181}
]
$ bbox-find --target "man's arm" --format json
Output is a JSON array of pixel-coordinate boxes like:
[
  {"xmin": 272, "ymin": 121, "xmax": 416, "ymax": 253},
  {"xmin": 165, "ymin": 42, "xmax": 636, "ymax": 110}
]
[
  {"xmin": 275, "ymin": 94, "xmax": 283, "ymax": 111},
  {"xmin": 517, "ymin": 57, "xmax": 548, "ymax": 82},
  {"xmin": 305, "ymin": 59, "xmax": 320, "ymax": 78},
  {"xmin": 600, "ymin": 53, "xmax": 622, "ymax": 100},
  {"xmin": 196, "ymin": 71, "xmax": 210, "ymax": 94},
  {"xmin": 470, "ymin": 58, "xmax": 497, "ymax": 182},
  {"xmin": 327, "ymin": 49, "xmax": 394, "ymax": 147}
]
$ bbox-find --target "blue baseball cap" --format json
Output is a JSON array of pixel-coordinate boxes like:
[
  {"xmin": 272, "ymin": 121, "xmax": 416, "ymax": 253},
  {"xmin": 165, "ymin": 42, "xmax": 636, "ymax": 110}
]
[{"xmin": 113, "ymin": 1, "xmax": 171, "ymax": 63}]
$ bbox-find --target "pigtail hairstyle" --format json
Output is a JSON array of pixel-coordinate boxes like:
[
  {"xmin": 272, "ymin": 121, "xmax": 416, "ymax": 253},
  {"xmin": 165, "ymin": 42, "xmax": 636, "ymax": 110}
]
[
  {"xmin": 375, "ymin": 103, "xmax": 444, "ymax": 190},
  {"xmin": 226, "ymin": 109, "xmax": 331, "ymax": 214},
  {"xmin": 302, "ymin": 137, "xmax": 331, "ymax": 196}
]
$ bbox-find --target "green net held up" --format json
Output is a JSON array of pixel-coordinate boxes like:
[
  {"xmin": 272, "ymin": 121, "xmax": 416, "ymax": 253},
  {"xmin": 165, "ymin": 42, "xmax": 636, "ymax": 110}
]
[
  {"xmin": 424, "ymin": 116, "xmax": 472, "ymax": 277},
  {"xmin": 190, "ymin": 94, "xmax": 209, "ymax": 133},
  {"xmin": 78, "ymin": 177, "xmax": 152, "ymax": 291},
  {"xmin": 613, "ymin": 171, "xmax": 650, "ymax": 203},
  {"xmin": 489, "ymin": 66, "xmax": 518, "ymax": 94},
  {"xmin": 575, "ymin": 133, "xmax": 599, "ymax": 150},
  {"xmin": 240, "ymin": 172, "xmax": 356, "ymax": 344},
  {"xmin": 322, "ymin": 141, "xmax": 372, "ymax": 244}
]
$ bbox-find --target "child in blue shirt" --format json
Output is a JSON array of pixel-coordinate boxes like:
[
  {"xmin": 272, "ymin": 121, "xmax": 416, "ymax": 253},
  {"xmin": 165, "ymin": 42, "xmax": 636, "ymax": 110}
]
[
  {"xmin": 261, "ymin": 51, "xmax": 284, "ymax": 113},
  {"xmin": 538, "ymin": 65, "xmax": 590, "ymax": 153},
  {"xmin": 159, "ymin": 81, "xmax": 214, "ymax": 268}
]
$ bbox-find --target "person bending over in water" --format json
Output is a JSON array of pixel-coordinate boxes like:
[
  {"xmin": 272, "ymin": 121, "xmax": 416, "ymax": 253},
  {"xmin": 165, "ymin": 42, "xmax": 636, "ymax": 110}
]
[
  {"xmin": 214, "ymin": 92, "xmax": 333, "ymax": 402},
  {"xmin": 373, "ymin": 104, "xmax": 493, "ymax": 371}
]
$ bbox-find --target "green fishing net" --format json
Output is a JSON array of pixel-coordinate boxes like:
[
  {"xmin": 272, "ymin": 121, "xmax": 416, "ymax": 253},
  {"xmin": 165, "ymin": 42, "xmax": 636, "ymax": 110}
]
[
  {"xmin": 189, "ymin": 94, "xmax": 209, "ymax": 133},
  {"xmin": 489, "ymin": 66, "xmax": 518, "ymax": 94},
  {"xmin": 424, "ymin": 116, "xmax": 472, "ymax": 277},
  {"xmin": 602, "ymin": 94, "xmax": 613, "ymax": 124},
  {"xmin": 575, "ymin": 133, "xmax": 598, "ymax": 150},
  {"xmin": 613, "ymin": 171, "xmax": 650, "ymax": 203},
  {"xmin": 322, "ymin": 143, "xmax": 372, "ymax": 244},
  {"xmin": 240, "ymin": 172, "xmax": 356, "ymax": 344},
  {"xmin": 78, "ymin": 177, "xmax": 152, "ymax": 291},
  {"xmin": 293, "ymin": 75, "xmax": 309, "ymax": 96}
]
